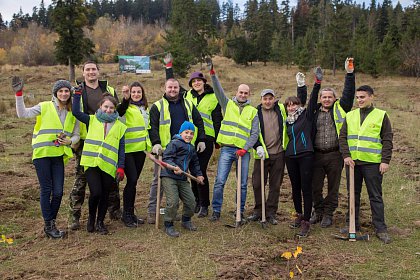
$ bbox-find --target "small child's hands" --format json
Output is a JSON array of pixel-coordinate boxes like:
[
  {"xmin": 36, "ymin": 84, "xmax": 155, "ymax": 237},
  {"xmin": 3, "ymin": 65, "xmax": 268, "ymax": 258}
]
[
  {"xmin": 173, "ymin": 166, "xmax": 182, "ymax": 175},
  {"xmin": 197, "ymin": 176, "xmax": 205, "ymax": 185}
]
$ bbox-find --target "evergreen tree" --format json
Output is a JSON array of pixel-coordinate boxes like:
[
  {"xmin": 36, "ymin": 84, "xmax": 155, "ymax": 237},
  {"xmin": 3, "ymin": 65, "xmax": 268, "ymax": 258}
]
[
  {"xmin": 51, "ymin": 0, "xmax": 94, "ymax": 81},
  {"xmin": 0, "ymin": 13, "xmax": 6, "ymax": 29},
  {"xmin": 256, "ymin": 0, "xmax": 274, "ymax": 64}
]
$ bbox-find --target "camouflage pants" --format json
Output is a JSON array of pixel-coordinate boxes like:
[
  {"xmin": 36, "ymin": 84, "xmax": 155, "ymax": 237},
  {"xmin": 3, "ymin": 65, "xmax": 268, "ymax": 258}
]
[{"xmin": 69, "ymin": 140, "xmax": 121, "ymax": 221}]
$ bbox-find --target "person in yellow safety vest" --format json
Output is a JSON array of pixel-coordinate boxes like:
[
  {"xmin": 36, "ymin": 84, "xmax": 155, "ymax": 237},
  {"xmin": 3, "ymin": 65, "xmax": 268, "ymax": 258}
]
[
  {"xmin": 72, "ymin": 88, "xmax": 126, "ymax": 235},
  {"xmin": 69, "ymin": 61, "xmax": 122, "ymax": 231},
  {"xmin": 116, "ymin": 82, "xmax": 151, "ymax": 227},
  {"xmin": 305, "ymin": 58, "xmax": 356, "ymax": 228},
  {"xmin": 164, "ymin": 53, "xmax": 223, "ymax": 218},
  {"xmin": 206, "ymin": 59, "xmax": 263, "ymax": 223},
  {"xmin": 146, "ymin": 78, "xmax": 206, "ymax": 224},
  {"xmin": 248, "ymin": 87, "xmax": 303, "ymax": 225},
  {"xmin": 13, "ymin": 77, "xmax": 80, "ymax": 239},
  {"xmin": 339, "ymin": 85, "xmax": 393, "ymax": 244}
]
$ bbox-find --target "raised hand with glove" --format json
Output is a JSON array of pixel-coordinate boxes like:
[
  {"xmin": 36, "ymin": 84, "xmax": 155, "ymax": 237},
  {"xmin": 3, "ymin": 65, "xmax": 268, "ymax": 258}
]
[
  {"xmin": 205, "ymin": 56, "xmax": 215, "ymax": 75},
  {"xmin": 152, "ymin": 144, "xmax": 162, "ymax": 155},
  {"xmin": 73, "ymin": 85, "xmax": 83, "ymax": 95},
  {"xmin": 296, "ymin": 72, "xmax": 306, "ymax": 87},
  {"xmin": 236, "ymin": 149, "xmax": 247, "ymax": 157},
  {"xmin": 163, "ymin": 52, "xmax": 173, "ymax": 68},
  {"xmin": 314, "ymin": 66, "xmax": 323, "ymax": 84},
  {"xmin": 256, "ymin": 146, "xmax": 265, "ymax": 160},
  {"xmin": 11, "ymin": 76, "xmax": 24, "ymax": 96},
  {"xmin": 196, "ymin": 142, "xmax": 206, "ymax": 153},
  {"xmin": 116, "ymin": 167, "xmax": 125, "ymax": 183},
  {"xmin": 345, "ymin": 57, "xmax": 354, "ymax": 73}
]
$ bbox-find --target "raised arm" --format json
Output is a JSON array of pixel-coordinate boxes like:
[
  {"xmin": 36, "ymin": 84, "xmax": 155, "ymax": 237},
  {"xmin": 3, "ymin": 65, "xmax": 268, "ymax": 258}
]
[
  {"xmin": 207, "ymin": 58, "xmax": 229, "ymax": 112},
  {"xmin": 296, "ymin": 72, "xmax": 307, "ymax": 106},
  {"xmin": 339, "ymin": 58, "xmax": 356, "ymax": 113},
  {"xmin": 72, "ymin": 89, "xmax": 90, "ymax": 125},
  {"xmin": 12, "ymin": 76, "xmax": 41, "ymax": 118},
  {"xmin": 164, "ymin": 53, "xmax": 187, "ymax": 94},
  {"xmin": 306, "ymin": 67, "xmax": 323, "ymax": 121}
]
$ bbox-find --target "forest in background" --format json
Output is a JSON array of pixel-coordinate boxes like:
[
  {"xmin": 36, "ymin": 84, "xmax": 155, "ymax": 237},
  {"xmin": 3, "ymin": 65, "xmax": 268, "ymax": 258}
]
[{"xmin": 0, "ymin": 0, "xmax": 418, "ymax": 77}]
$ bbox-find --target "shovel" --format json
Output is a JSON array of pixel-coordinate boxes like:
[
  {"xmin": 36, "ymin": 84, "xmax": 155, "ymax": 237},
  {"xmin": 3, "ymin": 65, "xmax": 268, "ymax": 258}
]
[
  {"xmin": 155, "ymin": 154, "xmax": 162, "ymax": 230},
  {"xmin": 259, "ymin": 159, "xmax": 268, "ymax": 229},
  {"xmin": 225, "ymin": 155, "xmax": 244, "ymax": 228}
]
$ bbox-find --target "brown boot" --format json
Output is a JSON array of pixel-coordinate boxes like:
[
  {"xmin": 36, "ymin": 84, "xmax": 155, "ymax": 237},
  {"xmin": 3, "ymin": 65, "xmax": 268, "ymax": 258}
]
[
  {"xmin": 297, "ymin": 220, "xmax": 310, "ymax": 237},
  {"xmin": 289, "ymin": 213, "xmax": 303, "ymax": 229}
]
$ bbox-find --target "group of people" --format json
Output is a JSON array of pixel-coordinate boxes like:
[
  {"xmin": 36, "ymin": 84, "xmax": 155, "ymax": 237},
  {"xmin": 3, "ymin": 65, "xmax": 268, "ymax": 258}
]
[{"xmin": 13, "ymin": 56, "xmax": 393, "ymax": 244}]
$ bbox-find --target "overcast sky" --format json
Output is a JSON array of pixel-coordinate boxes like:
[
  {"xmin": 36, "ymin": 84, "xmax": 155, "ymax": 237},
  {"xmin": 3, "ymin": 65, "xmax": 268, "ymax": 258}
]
[{"xmin": 0, "ymin": 0, "xmax": 414, "ymax": 23}]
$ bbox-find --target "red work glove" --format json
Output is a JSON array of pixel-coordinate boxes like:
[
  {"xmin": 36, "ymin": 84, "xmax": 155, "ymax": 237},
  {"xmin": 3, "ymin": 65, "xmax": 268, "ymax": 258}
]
[
  {"xmin": 116, "ymin": 168, "xmax": 125, "ymax": 182},
  {"xmin": 73, "ymin": 85, "xmax": 83, "ymax": 95},
  {"xmin": 12, "ymin": 76, "xmax": 24, "ymax": 96},
  {"xmin": 236, "ymin": 149, "xmax": 247, "ymax": 157},
  {"xmin": 214, "ymin": 143, "xmax": 221, "ymax": 149}
]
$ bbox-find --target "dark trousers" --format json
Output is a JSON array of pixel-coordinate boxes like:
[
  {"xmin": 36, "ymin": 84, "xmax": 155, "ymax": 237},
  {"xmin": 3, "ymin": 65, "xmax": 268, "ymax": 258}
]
[
  {"xmin": 191, "ymin": 140, "xmax": 214, "ymax": 207},
  {"xmin": 85, "ymin": 167, "xmax": 114, "ymax": 222},
  {"xmin": 33, "ymin": 156, "xmax": 64, "ymax": 222},
  {"xmin": 346, "ymin": 164, "xmax": 387, "ymax": 233},
  {"xmin": 251, "ymin": 152, "xmax": 285, "ymax": 217},
  {"xmin": 69, "ymin": 140, "xmax": 120, "ymax": 218},
  {"xmin": 311, "ymin": 150, "xmax": 343, "ymax": 217},
  {"xmin": 123, "ymin": 151, "xmax": 146, "ymax": 211},
  {"xmin": 285, "ymin": 153, "xmax": 314, "ymax": 221}
]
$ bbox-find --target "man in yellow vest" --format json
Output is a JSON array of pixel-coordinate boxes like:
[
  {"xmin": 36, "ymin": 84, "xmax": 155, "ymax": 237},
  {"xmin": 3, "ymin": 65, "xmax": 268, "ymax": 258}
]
[
  {"xmin": 309, "ymin": 58, "xmax": 355, "ymax": 228},
  {"xmin": 147, "ymin": 78, "xmax": 206, "ymax": 224},
  {"xmin": 69, "ymin": 61, "xmax": 121, "ymax": 230},
  {"xmin": 339, "ymin": 85, "xmax": 393, "ymax": 244},
  {"xmin": 207, "ymin": 60, "xmax": 263, "ymax": 222}
]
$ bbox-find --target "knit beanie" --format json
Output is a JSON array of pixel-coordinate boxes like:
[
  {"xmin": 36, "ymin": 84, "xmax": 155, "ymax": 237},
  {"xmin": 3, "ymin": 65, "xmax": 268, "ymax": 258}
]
[
  {"xmin": 188, "ymin": 72, "xmax": 207, "ymax": 87},
  {"xmin": 179, "ymin": 121, "xmax": 195, "ymax": 134},
  {"xmin": 52, "ymin": 80, "xmax": 72, "ymax": 97}
]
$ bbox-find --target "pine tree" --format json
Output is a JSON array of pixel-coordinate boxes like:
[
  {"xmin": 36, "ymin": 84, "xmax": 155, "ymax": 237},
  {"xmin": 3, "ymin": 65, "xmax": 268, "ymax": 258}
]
[
  {"xmin": 51, "ymin": 0, "xmax": 94, "ymax": 81},
  {"xmin": 256, "ymin": 0, "xmax": 274, "ymax": 65}
]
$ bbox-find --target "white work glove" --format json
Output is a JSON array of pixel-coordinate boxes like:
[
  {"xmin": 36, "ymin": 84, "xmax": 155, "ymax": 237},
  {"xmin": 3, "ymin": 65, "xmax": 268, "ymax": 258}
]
[
  {"xmin": 296, "ymin": 72, "xmax": 305, "ymax": 87},
  {"xmin": 345, "ymin": 57, "xmax": 354, "ymax": 73},
  {"xmin": 196, "ymin": 142, "xmax": 206, "ymax": 153},
  {"xmin": 256, "ymin": 146, "xmax": 265, "ymax": 160},
  {"xmin": 152, "ymin": 144, "xmax": 162, "ymax": 155}
]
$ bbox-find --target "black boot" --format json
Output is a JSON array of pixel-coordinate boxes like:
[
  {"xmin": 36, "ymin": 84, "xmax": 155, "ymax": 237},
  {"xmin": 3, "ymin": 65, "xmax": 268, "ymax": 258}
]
[
  {"xmin": 87, "ymin": 215, "xmax": 95, "ymax": 233},
  {"xmin": 96, "ymin": 220, "xmax": 109, "ymax": 235},
  {"xmin": 44, "ymin": 220, "xmax": 65, "ymax": 239},
  {"xmin": 122, "ymin": 209, "xmax": 137, "ymax": 228}
]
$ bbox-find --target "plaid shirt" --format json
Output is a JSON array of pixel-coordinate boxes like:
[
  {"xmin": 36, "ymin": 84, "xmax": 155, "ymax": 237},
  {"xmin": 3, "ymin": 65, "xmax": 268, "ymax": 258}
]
[{"xmin": 314, "ymin": 109, "xmax": 338, "ymax": 150}]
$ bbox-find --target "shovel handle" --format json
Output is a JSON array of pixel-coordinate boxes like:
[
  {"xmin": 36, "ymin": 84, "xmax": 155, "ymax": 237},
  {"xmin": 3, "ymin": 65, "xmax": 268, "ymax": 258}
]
[
  {"xmin": 349, "ymin": 165, "xmax": 356, "ymax": 241},
  {"xmin": 236, "ymin": 156, "xmax": 242, "ymax": 223},
  {"xmin": 260, "ymin": 159, "xmax": 266, "ymax": 223}
]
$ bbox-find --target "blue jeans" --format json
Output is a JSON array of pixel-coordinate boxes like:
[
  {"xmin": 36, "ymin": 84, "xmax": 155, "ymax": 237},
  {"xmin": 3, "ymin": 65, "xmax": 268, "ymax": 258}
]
[
  {"xmin": 212, "ymin": 146, "xmax": 250, "ymax": 213},
  {"xmin": 33, "ymin": 156, "xmax": 65, "ymax": 222}
]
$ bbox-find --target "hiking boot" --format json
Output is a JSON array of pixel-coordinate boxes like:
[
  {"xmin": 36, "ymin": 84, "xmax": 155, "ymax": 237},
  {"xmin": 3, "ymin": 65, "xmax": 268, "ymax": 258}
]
[
  {"xmin": 197, "ymin": 207, "xmax": 208, "ymax": 218},
  {"xmin": 44, "ymin": 220, "xmax": 65, "ymax": 239},
  {"xmin": 309, "ymin": 212, "xmax": 322, "ymax": 224},
  {"xmin": 289, "ymin": 213, "xmax": 303, "ymax": 229},
  {"xmin": 165, "ymin": 226, "xmax": 180, "ymax": 238},
  {"xmin": 147, "ymin": 213, "xmax": 156, "ymax": 224},
  {"xmin": 69, "ymin": 218, "xmax": 80, "ymax": 231},
  {"xmin": 122, "ymin": 211, "xmax": 137, "ymax": 228},
  {"xmin": 194, "ymin": 203, "xmax": 200, "ymax": 214},
  {"xmin": 267, "ymin": 215, "xmax": 278, "ymax": 225},
  {"xmin": 109, "ymin": 209, "xmax": 122, "ymax": 221},
  {"xmin": 247, "ymin": 213, "xmax": 262, "ymax": 222},
  {"xmin": 87, "ymin": 215, "xmax": 95, "ymax": 233},
  {"xmin": 181, "ymin": 221, "xmax": 198, "ymax": 231},
  {"xmin": 131, "ymin": 214, "xmax": 145, "ymax": 225},
  {"xmin": 296, "ymin": 220, "xmax": 310, "ymax": 238},
  {"xmin": 320, "ymin": 216, "xmax": 333, "ymax": 228},
  {"xmin": 376, "ymin": 232, "xmax": 392, "ymax": 244},
  {"xmin": 96, "ymin": 220, "xmax": 109, "ymax": 235},
  {"xmin": 209, "ymin": 211, "xmax": 220, "ymax": 222}
]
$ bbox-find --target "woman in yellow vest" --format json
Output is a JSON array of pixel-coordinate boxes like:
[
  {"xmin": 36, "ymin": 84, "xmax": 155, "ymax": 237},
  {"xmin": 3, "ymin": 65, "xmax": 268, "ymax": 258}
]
[
  {"xmin": 72, "ymin": 90, "xmax": 126, "ymax": 235},
  {"xmin": 116, "ymin": 82, "xmax": 151, "ymax": 227},
  {"xmin": 13, "ymin": 77, "xmax": 80, "ymax": 239}
]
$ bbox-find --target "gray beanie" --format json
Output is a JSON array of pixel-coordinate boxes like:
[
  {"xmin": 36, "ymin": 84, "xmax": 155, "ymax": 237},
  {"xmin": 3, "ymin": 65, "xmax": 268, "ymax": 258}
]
[{"xmin": 52, "ymin": 80, "xmax": 72, "ymax": 96}]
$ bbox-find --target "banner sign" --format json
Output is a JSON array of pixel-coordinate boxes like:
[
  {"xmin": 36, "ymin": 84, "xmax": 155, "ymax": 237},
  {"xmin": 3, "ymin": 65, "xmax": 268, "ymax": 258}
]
[{"xmin": 118, "ymin": 55, "xmax": 151, "ymax": 73}]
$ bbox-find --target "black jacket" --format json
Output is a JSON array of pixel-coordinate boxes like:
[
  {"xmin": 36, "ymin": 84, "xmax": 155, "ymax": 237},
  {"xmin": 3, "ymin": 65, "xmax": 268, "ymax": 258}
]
[
  {"xmin": 75, "ymin": 80, "xmax": 118, "ymax": 114},
  {"xmin": 148, "ymin": 94, "xmax": 205, "ymax": 145},
  {"xmin": 160, "ymin": 135, "xmax": 203, "ymax": 181}
]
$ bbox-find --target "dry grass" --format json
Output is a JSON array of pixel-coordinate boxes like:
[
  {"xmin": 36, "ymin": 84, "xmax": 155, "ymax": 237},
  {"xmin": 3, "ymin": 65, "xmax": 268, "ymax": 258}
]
[{"xmin": 0, "ymin": 58, "xmax": 419, "ymax": 279}]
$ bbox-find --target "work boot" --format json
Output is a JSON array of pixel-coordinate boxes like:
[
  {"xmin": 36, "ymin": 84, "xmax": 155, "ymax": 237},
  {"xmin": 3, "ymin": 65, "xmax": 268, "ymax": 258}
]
[
  {"xmin": 289, "ymin": 213, "xmax": 303, "ymax": 229},
  {"xmin": 122, "ymin": 210, "xmax": 137, "ymax": 228},
  {"xmin": 87, "ymin": 215, "xmax": 95, "ymax": 233},
  {"xmin": 194, "ymin": 203, "xmax": 200, "ymax": 214},
  {"xmin": 147, "ymin": 213, "xmax": 156, "ymax": 224},
  {"xmin": 296, "ymin": 220, "xmax": 311, "ymax": 238},
  {"xmin": 209, "ymin": 211, "xmax": 220, "ymax": 222},
  {"xmin": 247, "ymin": 213, "xmax": 262, "ymax": 222},
  {"xmin": 309, "ymin": 212, "xmax": 322, "ymax": 224},
  {"xmin": 181, "ymin": 216, "xmax": 197, "ymax": 231},
  {"xmin": 44, "ymin": 220, "xmax": 65, "ymax": 239},
  {"xmin": 267, "ymin": 215, "xmax": 278, "ymax": 225},
  {"xmin": 164, "ymin": 221, "xmax": 180, "ymax": 237},
  {"xmin": 376, "ymin": 232, "xmax": 392, "ymax": 244},
  {"xmin": 130, "ymin": 214, "xmax": 145, "ymax": 225},
  {"xmin": 320, "ymin": 216, "xmax": 333, "ymax": 228},
  {"xmin": 69, "ymin": 215, "xmax": 80, "ymax": 231},
  {"xmin": 96, "ymin": 220, "xmax": 109, "ymax": 235},
  {"xmin": 197, "ymin": 207, "xmax": 208, "ymax": 218},
  {"xmin": 109, "ymin": 209, "xmax": 122, "ymax": 221}
]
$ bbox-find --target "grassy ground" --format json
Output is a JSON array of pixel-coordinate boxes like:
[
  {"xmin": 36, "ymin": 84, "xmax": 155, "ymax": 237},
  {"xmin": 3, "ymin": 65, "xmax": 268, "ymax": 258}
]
[{"xmin": 0, "ymin": 58, "xmax": 419, "ymax": 279}]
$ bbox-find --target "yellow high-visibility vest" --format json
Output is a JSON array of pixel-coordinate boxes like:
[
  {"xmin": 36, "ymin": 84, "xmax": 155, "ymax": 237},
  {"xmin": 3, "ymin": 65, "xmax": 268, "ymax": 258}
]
[
  {"xmin": 185, "ymin": 90, "xmax": 218, "ymax": 138},
  {"xmin": 123, "ymin": 105, "xmax": 151, "ymax": 153}
]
